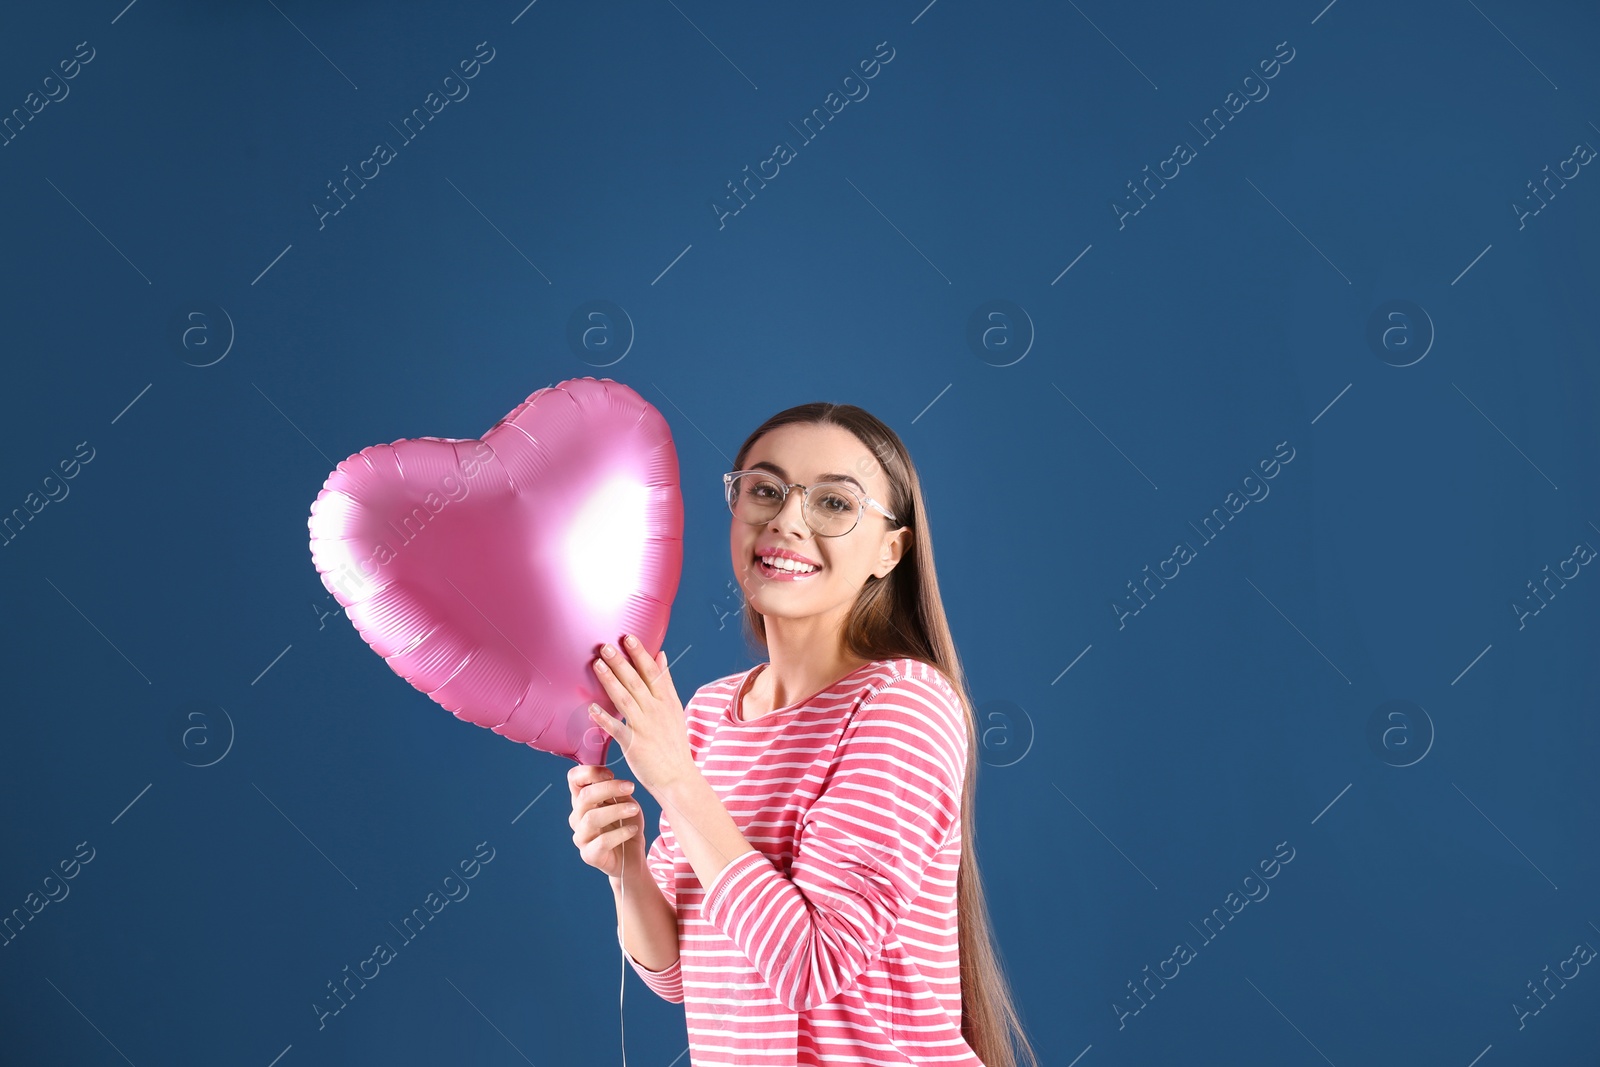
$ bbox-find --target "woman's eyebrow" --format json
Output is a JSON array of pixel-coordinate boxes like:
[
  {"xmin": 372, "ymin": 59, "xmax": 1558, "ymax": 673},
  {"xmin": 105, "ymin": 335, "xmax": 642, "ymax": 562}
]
[{"xmin": 749, "ymin": 460, "xmax": 865, "ymax": 492}]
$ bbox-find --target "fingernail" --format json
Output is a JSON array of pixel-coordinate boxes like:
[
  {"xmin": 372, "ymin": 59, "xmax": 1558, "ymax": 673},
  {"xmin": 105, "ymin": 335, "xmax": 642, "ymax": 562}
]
[
  {"xmin": 624, "ymin": 634, "xmax": 638, "ymax": 648},
  {"xmin": 622, "ymin": 781, "xmax": 634, "ymax": 792},
  {"xmin": 602, "ymin": 644, "xmax": 616, "ymax": 657}
]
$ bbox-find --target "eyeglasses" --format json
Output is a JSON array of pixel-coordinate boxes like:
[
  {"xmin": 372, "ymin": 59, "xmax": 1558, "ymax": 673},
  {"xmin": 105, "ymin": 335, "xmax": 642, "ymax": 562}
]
[{"xmin": 723, "ymin": 470, "xmax": 898, "ymax": 537}]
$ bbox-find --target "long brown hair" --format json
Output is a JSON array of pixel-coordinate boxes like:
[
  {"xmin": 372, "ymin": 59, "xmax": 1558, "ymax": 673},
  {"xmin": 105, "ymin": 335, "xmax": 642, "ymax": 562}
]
[{"xmin": 731, "ymin": 402, "xmax": 1039, "ymax": 1067}]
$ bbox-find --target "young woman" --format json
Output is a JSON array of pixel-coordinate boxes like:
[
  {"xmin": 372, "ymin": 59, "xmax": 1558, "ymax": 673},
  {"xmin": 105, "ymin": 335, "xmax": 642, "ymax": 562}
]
[{"xmin": 568, "ymin": 402, "xmax": 1037, "ymax": 1067}]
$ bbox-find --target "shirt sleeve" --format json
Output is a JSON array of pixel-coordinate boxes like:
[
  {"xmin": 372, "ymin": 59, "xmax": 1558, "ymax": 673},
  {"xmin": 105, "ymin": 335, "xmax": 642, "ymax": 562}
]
[
  {"xmin": 700, "ymin": 668, "xmax": 968, "ymax": 1012},
  {"xmin": 619, "ymin": 814, "xmax": 685, "ymax": 1003}
]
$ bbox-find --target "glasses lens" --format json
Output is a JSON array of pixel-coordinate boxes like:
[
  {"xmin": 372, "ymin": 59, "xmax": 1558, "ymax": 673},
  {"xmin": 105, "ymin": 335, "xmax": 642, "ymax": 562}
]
[
  {"xmin": 729, "ymin": 473, "xmax": 784, "ymax": 524},
  {"xmin": 807, "ymin": 483, "xmax": 863, "ymax": 536}
]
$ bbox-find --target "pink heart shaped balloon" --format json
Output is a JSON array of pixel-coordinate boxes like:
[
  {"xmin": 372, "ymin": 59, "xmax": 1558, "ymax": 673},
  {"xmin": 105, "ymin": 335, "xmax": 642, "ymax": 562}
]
[{"xmin": 306, "ymin": 376, "xmax": 683, "ymax": 766}]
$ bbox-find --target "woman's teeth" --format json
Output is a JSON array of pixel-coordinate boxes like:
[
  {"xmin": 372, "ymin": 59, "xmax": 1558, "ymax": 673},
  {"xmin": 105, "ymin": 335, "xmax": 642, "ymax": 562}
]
[{"xmin": 759, "ymin": 555, "xmax": 818, "ymax": 574}]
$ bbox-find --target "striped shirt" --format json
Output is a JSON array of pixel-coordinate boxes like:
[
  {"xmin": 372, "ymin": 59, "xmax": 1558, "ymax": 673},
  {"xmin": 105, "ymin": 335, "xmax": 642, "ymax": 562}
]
[{"xmin": 616, "ymin": 656, "xmax": 984, "ymax": 1067}]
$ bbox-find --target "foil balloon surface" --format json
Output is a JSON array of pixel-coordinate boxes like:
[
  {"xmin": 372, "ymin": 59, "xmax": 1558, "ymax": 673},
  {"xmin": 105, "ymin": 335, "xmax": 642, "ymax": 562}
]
[{"xmin": 307, "ymin": 377, "xmax": 683, "ymax": 765}]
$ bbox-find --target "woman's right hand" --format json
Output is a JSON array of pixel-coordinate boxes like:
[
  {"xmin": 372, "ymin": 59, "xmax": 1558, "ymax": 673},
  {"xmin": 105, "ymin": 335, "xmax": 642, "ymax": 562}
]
[{"xmin": 568, "ymin": 763, "xmax": 645, "ymax": 880}]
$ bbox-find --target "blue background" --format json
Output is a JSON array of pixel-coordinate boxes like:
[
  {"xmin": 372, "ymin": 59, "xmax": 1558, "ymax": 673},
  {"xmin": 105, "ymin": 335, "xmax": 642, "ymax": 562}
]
[{"xmin": 2, "ymin": 1, "xmax": 1597, "ymax": 1064}]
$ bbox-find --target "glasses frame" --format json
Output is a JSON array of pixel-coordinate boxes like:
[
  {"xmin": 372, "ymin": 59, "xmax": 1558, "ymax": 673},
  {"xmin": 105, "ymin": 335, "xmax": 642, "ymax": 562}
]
[{"xmin": 723, "ymin": 470, "xmax": 899, "ymax": 537}]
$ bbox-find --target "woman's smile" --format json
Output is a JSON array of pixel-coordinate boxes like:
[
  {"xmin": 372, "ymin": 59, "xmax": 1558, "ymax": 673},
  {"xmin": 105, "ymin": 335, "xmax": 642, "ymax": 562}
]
[{"xmin": 754, "ymin": 550, "xmax": 823, "ymax": 580}]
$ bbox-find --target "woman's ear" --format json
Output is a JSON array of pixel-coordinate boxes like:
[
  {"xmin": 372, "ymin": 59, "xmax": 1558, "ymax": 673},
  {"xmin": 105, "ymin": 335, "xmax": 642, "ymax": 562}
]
[{"xmin": 876, "ymin": 527, "xmax": 912, "ymax": 577}]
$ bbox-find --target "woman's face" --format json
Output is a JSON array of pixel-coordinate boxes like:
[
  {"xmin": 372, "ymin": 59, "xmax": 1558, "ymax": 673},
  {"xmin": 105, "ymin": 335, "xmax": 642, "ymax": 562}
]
[{"xmin": 729, "ymin": 422, "xmax": 909, "ymax": 624}]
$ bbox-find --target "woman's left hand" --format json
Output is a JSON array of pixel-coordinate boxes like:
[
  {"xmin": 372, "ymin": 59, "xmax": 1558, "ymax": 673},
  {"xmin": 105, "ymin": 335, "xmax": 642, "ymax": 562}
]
[{"xmin": 587, "ymin": 634, "xmax": 697, "ymax": 797}]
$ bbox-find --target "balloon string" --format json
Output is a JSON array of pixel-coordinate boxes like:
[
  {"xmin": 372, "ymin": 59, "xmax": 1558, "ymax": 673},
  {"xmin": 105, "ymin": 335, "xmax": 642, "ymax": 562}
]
[{"xmin": 619, "ymin": 854, "xmax": 628, "ymax": 1067}]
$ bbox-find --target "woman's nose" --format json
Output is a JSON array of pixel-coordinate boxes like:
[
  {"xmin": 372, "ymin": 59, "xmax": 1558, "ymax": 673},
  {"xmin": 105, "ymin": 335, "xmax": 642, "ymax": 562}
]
[{"xmin": 772, "ymin": 489, "xmax": 810, "ymax": 531}]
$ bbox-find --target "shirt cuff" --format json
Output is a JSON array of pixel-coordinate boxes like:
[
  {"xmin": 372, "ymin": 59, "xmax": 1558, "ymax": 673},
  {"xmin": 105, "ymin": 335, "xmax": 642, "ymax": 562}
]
[{"xmin": 702, "ymin": 849, "xmax": 772, "ymax": 926}]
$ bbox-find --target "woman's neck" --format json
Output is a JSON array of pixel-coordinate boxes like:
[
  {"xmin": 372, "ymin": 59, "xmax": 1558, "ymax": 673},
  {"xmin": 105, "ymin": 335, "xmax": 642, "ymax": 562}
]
[{"xmin": 756, "ymin": 617, "xmax": 869, "ymax": 715}]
